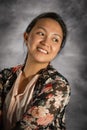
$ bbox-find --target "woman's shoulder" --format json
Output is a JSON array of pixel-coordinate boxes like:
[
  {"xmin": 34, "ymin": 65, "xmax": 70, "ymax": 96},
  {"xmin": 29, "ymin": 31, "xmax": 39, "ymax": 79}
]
[
  {"xmin": 39, "ymin": 64, "xmax": 71, "ymax": 93},
  {"xmin": 0, "ymin": 64, "xmax": 22, "ymax": 73},
  {"xmin": 0, "ymin": 64, "xmax": 22, "ymax": 84},
  {"xmin": 47, "ymin": 64, "xmax": 69, "ymax": 84}
]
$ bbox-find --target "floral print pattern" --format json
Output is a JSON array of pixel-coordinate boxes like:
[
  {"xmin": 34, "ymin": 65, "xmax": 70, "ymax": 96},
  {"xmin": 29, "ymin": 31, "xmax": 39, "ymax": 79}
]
[{"xmin": 0, "ymin": 64, "xmax": 71, "ymax": 130}]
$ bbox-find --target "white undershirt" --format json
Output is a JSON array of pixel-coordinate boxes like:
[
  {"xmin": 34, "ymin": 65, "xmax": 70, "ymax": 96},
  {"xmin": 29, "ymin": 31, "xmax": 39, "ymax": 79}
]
[{"xmin": 3, "ymin": 70, "xmax": 39, "ymax": 130}]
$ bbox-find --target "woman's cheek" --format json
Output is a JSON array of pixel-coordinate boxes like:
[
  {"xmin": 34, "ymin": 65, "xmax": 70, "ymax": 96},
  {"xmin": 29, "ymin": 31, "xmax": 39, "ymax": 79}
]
[{"xmin": 52, "ymin": 46, "xmax": 59, "ymax": 54}]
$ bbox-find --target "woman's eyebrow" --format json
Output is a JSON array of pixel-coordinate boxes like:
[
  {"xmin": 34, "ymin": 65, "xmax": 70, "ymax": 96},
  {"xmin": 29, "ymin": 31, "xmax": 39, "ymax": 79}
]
[
  {"xmin": 37, "ymin": 26, "xmax": 46, "ymax": 31},
  {"xmin": 53, "ymin": 34, "xmax": 62, "ymax": 39}
]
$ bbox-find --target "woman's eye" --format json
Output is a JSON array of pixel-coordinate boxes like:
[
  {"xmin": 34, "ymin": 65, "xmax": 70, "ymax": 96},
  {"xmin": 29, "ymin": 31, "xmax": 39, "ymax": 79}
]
[
  {"xmin": 37, "ymin": 32, "xmax": 44, "ymax": 36},
  {"xmin": 52, "ymin": 38, "xmax": 59, "ymax": 43}
]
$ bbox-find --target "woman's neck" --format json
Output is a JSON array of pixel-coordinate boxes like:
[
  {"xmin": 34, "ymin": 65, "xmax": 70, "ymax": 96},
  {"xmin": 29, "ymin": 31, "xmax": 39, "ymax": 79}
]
[{"xmin": 23, "ymin": 56, "xmax": 49, "ymax": 78}]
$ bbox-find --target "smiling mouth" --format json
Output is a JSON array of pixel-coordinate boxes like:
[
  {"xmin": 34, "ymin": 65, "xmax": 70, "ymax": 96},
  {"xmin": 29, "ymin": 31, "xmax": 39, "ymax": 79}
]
[{"xmin": 37, "ymin": 47, "xmax": 48, "ymax": 54}]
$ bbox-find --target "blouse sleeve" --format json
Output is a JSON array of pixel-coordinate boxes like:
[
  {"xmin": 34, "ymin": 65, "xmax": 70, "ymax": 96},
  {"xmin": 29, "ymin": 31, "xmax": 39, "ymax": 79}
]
[
  {"xmin": 0, "ymin": 69, "xmax": 6, "ymax": 110},
  {"xmin": 12, "ymin": 78, "xmax": 71, "ymax": 130},
  {"xmin": 0, "ymin": 68, "xmax": 13, "ymax": 109},
  {"xmin": 0, "ymin": 68, "xmax": 11, "ymax": 126}
]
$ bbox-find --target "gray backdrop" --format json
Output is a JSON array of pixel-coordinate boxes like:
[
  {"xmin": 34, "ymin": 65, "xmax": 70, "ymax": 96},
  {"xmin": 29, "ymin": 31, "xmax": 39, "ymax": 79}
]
[{"xmin": 0, "ymin": 0, "xmax": 87, "ymax": 130}]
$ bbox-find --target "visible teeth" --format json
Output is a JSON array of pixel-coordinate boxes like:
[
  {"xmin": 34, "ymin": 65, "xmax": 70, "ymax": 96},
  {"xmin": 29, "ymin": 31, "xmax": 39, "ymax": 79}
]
[{"xmin": 37, "ymin": 48, "xmax": 48, "ymax": 54}]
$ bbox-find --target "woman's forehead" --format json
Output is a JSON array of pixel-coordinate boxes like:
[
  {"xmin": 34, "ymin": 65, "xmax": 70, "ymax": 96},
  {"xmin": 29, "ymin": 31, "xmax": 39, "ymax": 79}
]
[
  {"xmin": 33, "ymin": 18, "xmax": 63, "ymax": 36},
  {"xmin": 35, "ymin": 18, "xmax": 59, "ymax": 25}
]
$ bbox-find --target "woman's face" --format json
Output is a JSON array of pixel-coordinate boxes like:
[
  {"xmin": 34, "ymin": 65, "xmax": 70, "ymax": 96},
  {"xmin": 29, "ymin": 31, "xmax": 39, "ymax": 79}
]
[{"xmin": 24, "ymin": 18, "xmax": 63, "ymax": 64}]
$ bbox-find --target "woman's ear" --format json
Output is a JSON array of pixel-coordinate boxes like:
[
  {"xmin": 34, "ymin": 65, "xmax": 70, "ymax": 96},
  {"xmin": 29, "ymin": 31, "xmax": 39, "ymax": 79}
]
[{"xmin": 24, "ymin": 32, "xmax": 29, "ymax": 44}]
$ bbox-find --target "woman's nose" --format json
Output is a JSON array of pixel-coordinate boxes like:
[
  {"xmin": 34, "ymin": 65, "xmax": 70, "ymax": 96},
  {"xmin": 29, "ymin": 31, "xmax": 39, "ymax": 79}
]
[{"xmin": 40, "ymin": 36, "xmax": 49, "ymax": 46}]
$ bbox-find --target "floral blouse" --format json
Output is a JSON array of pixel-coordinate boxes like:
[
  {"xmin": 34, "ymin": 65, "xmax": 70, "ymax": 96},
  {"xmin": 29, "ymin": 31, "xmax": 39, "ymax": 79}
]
[{"xmin": 0, "ymin": 64, "xmax": 71, "ymax": 130}]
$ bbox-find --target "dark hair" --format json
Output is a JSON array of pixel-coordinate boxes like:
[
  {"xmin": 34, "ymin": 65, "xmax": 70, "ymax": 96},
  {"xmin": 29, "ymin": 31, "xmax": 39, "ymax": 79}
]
[{"xmin": 25, "ymin": 12, "xmax": 67, "ymax": 50}]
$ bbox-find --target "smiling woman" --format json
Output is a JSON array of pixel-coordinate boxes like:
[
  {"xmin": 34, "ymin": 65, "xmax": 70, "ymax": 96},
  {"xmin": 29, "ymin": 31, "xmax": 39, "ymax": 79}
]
[
  {"xmin": 0, "ymin": 12, "xmax": 71, "ymax": 130},
  {"xmin": 24, "ymin": 18, "xmax": 63, "ymax": 66}
]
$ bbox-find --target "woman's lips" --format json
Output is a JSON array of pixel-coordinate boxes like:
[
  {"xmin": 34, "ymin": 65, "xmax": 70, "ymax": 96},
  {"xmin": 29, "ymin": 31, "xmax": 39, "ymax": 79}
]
[{"xmin": 37, "ymin": 47, "xmax": 48, "ymax": 54}]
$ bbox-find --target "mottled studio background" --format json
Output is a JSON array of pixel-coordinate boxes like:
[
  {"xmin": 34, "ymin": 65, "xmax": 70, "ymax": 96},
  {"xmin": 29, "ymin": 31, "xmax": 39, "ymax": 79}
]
[{"xmin": 0, "ymin": 0, "xmax": 87, "ymax": 129}]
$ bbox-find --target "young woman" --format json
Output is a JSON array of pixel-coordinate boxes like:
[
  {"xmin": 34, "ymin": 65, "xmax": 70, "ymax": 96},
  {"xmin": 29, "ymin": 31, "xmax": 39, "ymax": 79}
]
[{"xmin": 0, "ymin": 12, "xmax": 71, "ymax": 130}]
